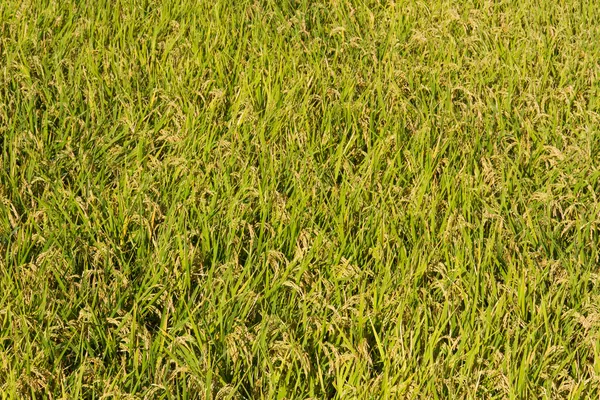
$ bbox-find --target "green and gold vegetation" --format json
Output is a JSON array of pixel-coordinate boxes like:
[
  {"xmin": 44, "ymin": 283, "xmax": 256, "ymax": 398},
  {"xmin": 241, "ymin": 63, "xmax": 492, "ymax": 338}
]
[{"xmin": 1, "ymin": 0, "xmax": 600, "ymax": 398}]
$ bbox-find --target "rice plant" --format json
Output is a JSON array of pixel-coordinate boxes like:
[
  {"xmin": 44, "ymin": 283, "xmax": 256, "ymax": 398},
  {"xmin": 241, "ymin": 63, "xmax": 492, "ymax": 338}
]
[{"xmin": 1, "ymin": 0, "xmax": 600, "ymax": 398}]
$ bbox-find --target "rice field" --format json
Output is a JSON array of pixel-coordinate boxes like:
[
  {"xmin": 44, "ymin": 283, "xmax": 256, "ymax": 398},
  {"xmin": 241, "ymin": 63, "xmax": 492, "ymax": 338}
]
[{"xmin": 1, "ymin": 0, "xmax": 600, "ymax": 398}]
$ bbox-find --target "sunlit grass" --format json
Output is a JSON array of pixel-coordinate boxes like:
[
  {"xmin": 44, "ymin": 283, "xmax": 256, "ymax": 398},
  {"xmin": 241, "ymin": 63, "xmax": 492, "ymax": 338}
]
[{"xmin": 1, "ymin": 0, "xmax": 600, "ymax": 398}]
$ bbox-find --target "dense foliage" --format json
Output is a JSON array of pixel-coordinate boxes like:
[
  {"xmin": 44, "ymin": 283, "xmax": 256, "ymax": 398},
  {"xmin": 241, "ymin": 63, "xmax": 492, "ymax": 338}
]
[{"xmin": 1, "ymin": 0, "xmax": 600, "ymax": 398}]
